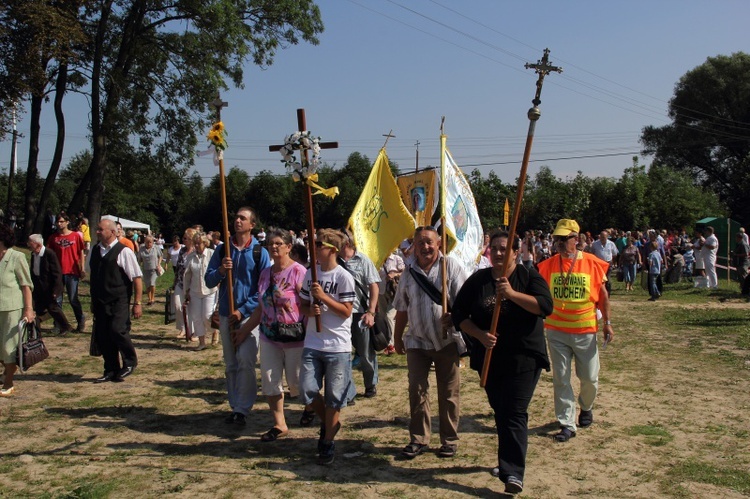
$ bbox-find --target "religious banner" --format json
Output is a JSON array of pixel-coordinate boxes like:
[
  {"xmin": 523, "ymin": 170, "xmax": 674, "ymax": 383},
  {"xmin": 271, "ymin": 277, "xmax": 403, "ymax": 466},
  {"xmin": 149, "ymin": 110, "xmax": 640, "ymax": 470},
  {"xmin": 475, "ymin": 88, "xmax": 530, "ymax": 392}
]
[
  {"xmin": 440, "ymin": 136, "xmax": 484, "ymax": 270},
  {"xmin": 396, "ymin": 169, "xmax": 438, "ymax": 227},
  {"xmin": 349, "ymin": 149, "xmax": 416, "ymax": 268}
]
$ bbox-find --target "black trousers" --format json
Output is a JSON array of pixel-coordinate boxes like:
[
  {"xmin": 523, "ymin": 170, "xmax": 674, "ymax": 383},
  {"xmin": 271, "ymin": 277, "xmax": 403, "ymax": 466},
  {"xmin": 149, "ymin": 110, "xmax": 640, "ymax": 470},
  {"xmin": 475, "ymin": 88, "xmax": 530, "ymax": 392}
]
[
  {"xmin": 484, "ymin": 366, "xmax": 542, "ymax": 482},
  {"xmin": 93, "ymin": 299, "xmax": 137, "ymax": 373},
  {"xmin": 34, "ymin": 292, "xmax": 72, "ymax": 332}
]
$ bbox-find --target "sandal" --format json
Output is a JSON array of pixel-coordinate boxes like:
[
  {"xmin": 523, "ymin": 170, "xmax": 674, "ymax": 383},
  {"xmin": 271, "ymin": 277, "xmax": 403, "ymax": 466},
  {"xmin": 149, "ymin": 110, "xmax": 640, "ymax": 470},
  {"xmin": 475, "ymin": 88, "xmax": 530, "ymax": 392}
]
[
  {"xmin": 437, "ymin": 443, "xmax": 457, "ymax": 458},
  {"xmin": 554, "ymin": 427, "xmax": 576, "ymax": 442},
  {"xmin": 260, "ymin": 427, "xmax": 288, "ymax": 442},
  {"xmin": 300, "ymin": 409, "xmax": 316, "ymax": 427},
  {"xmin": 401, "ymin": 442, "xmax": 428, "ymax": 459}
]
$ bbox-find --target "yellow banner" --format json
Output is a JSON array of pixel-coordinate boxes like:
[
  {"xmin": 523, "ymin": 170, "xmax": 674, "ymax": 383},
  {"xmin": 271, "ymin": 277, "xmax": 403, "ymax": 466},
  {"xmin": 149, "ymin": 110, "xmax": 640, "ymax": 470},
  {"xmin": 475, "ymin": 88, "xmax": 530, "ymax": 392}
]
[
  {"xmin": 349, "ymin": 149, "xmax": 416, "ymax": 268},
  {"xmin": 396, "ymin": 169, "xmax": 438, "ymax": 227},
  {"xmin": 503, "ymin": 198, "xmax": 510, "ymax": 226}
]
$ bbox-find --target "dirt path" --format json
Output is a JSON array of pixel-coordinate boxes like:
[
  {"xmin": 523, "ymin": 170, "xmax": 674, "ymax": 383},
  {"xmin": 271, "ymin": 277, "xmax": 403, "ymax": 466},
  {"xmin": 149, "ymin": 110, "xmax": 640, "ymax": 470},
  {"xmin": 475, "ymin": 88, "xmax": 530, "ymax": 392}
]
[{"xmin": 1, "ymin": 288, "xmax": 748, "ymax": 497}]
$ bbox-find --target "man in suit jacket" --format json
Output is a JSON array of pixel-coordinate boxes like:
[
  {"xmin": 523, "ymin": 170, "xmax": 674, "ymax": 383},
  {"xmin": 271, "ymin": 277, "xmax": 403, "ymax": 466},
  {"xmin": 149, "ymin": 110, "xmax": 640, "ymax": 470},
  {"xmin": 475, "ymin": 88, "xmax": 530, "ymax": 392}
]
[{"xmin": 27, "ymin": 234, "xmax": 73, "ymax": 335}]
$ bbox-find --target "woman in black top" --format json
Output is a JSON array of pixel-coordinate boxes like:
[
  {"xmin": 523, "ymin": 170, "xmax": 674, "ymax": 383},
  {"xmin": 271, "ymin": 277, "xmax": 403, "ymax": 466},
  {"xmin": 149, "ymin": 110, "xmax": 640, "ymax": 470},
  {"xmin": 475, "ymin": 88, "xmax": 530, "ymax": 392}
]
[{"xmin": 452, "ymin": 231, "xmax": 552, "ymax": 495}]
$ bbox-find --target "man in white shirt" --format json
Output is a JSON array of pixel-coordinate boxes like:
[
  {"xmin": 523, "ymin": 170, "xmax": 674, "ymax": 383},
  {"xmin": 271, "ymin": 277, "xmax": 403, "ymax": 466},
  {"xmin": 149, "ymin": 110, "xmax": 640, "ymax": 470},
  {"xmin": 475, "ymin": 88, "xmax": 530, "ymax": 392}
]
[
  {"xmin": 703, "ymin": 226, "xmax": 719, "ymax": 288},
  {"xmin": 591, "ymin": 231, "xmax": 618, "ymax": 295}
]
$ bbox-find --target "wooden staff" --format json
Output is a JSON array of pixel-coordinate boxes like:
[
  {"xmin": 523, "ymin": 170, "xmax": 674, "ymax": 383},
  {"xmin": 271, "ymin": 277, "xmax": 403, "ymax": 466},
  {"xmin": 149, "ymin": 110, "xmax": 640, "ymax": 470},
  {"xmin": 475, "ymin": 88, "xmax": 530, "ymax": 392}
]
[
  {"xmin": 210, "ymin": 95, "xmax": 235, "ymax": 317},
  {"xmin": 480, "ymin": 49, "xmax": 562, "ymax": 387},
  {"xmin": 439, "ymin": 118, "xmax": 449, "ymax": 338},
  {"xmin": 268, "ymin": 109, "xmax": 339, "ymax": 331}
]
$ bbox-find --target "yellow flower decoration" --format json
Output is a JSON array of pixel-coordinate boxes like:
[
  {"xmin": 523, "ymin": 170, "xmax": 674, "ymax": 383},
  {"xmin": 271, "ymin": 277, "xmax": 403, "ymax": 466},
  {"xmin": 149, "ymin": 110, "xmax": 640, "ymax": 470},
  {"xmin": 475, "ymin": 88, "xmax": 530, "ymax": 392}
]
[{"xmin": 206, "ymin": 122, "xmax": 227, "ymax": 151}]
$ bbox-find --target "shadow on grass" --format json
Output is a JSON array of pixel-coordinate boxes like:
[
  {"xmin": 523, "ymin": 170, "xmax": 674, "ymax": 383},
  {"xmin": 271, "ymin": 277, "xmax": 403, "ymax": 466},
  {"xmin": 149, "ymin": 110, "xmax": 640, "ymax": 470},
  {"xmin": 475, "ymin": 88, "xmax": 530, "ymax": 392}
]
[
  {"xmin": 153, "ymin": 378, "xmax": 228, "ymax": 405},
  {"xmin": 16, "ymin": 372, "xmax": 88, "ymax": 384},
  {"xmin": 108, "ymin": 437, "xmax": 500, "ymax": 497}
]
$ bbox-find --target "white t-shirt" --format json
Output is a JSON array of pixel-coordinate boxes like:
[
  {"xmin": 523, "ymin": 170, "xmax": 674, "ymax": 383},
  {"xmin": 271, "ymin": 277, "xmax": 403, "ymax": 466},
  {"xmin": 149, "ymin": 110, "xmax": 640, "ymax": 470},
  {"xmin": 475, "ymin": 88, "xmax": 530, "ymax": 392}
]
[
  {"xmin": 705, "ymin": 234, "xmax": 719, "ymax": 260},
  {"xmin": 299, "ymin": 265, "xmax": 356, "ymax": 353}
]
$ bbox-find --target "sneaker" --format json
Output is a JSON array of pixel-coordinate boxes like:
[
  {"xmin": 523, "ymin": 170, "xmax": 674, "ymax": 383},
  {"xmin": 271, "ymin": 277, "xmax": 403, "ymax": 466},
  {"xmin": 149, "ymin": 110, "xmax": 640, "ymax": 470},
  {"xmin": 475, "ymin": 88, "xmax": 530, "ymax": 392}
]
[
  {"xmin": 364, "ymin": 386, "xmax": 377, "ymax": 398},
  {"xmin": 505, "ymin": 476, "xmax": 523, "ymax": 494},
  {"xmin": 578, "ymin": 409, "xmax": 594, "ymax": 428},
  {"xmin": 224, "ymin": 412, "xmax": 246, "ymax": 426},
  {"xmin": 384, "ymin": 345, "xmax": 396, "ymax": 355},
  {"xmin": 490, "ymin": 467, "xmax": 500, "ymax": 478},
  {"xmin": 318, "ymin": 441, "xmax": 335, "ymax": 465}
]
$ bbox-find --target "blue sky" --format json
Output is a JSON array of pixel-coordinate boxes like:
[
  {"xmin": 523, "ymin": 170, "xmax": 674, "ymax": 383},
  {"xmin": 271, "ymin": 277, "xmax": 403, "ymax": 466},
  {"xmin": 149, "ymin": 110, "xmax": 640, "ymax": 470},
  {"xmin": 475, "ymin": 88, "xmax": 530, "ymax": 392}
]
[{"xmin": 1, "ymin": 0, "xmax": 748, "ymax": 185}]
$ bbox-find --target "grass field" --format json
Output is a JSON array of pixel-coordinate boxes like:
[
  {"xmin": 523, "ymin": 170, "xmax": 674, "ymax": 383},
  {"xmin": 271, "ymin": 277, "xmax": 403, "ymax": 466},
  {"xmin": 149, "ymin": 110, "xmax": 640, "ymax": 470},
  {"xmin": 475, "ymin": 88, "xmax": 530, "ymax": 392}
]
[{"xmin": 1, "ymin": 266, "xmax": 748, "ymax": 498}]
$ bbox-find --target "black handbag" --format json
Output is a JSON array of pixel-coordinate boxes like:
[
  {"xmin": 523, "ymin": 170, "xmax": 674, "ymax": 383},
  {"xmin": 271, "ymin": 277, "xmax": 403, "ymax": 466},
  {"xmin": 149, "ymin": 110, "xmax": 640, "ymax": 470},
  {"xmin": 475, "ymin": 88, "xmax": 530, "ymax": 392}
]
[
  {"xmin": 17, "ymin": 319, "xmax": 50, "ymax": 372},
  {"xmin": 370, "ymin": 311, "xmax": 392, "ymax": 352},
  {"xmin": 164, "ymin": 287, "xmax": 176, "ymax": 325},
  {"xmin": 89, "ymin": 321, "xmax": 101, "ymax": 357}
]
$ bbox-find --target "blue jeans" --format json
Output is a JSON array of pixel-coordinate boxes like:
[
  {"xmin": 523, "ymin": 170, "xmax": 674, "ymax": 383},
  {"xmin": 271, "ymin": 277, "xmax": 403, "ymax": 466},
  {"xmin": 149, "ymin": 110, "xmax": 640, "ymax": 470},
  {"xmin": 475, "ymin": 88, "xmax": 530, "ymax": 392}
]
[
  {"xmin": 648, "ymin": 272, "xmax": 661, "ymax": 298},
  {"xmin": 623, "ymin": 263, "xmax": 636, "ymax": 283},
  {"xmin": 56, "ymin": 274, "xmax": 84, "ymax": 325},
  {"xmin": 300, "ymin": 348, "xmax": 350, "ymax": 409}
]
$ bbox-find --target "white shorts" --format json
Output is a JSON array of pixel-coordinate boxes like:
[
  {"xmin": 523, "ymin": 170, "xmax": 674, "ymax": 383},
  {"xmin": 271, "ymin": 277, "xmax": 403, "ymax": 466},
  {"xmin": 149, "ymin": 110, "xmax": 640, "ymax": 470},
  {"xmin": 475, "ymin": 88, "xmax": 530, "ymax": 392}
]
[{"xmin": 260, "ymin": 340, "xmax": 304, "ymax": 397}]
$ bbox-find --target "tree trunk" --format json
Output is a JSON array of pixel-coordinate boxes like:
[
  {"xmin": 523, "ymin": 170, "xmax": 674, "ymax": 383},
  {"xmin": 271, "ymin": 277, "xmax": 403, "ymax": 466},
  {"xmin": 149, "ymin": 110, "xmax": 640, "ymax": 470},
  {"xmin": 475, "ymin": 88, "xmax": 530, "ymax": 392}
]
[
  {"xmin": 22, "ymin": 94, "xmax": 42, "ymax": 239},
  {"xmin": 35, "ymin": 62, "xmax": 68, "ymax": 234}
]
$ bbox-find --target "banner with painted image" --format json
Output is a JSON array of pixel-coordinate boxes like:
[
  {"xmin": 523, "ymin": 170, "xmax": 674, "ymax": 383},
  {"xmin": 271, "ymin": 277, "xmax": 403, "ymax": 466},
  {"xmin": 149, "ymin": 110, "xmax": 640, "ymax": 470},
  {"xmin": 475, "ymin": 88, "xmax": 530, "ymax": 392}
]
[
  {"xmin": 349, "ymin": 149, "xmax": 416, "ymax": 269},
  {"xmin": 396, "ymin": 169, "xmax": 438, "ymax": 227},
  {"xmin": 441, "ymin": 138, "xmax": 483, "ymax": 270}
]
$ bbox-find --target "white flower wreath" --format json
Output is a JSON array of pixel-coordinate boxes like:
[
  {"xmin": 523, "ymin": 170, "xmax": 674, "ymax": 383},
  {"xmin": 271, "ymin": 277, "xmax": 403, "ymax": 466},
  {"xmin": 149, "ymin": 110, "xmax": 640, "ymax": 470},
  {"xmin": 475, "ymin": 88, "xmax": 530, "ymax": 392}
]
[{"xmin": 279, "ymin": 131, "xmax": 322, "ymax": 181}]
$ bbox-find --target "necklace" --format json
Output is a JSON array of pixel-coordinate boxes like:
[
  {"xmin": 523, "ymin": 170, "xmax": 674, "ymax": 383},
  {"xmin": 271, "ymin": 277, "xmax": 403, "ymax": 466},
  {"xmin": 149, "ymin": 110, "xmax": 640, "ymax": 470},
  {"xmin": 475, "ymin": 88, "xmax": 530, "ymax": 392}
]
[{"xmin": 558, "ymin": 251, "xmax": 579, "ymax": 310}]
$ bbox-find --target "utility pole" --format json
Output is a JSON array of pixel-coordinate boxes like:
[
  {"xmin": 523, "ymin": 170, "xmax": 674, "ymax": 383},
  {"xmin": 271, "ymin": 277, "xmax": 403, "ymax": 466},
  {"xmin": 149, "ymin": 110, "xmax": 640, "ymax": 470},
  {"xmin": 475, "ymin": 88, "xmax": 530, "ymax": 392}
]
[
  {"xmin": 6, "ymin": 105, "xmax": 18, "ymax": 217},
  {"xmin": 414, "ymin": 140, "xmax": 420, "ymax": 172}
]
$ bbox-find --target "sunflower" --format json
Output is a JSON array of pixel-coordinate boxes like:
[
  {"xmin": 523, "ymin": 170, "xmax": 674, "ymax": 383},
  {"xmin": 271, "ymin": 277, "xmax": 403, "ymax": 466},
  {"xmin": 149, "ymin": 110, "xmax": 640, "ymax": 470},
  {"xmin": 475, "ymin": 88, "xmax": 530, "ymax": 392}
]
[{"xmin": 211, "ymin": 121, "xmax": 225, "ymax": 133}]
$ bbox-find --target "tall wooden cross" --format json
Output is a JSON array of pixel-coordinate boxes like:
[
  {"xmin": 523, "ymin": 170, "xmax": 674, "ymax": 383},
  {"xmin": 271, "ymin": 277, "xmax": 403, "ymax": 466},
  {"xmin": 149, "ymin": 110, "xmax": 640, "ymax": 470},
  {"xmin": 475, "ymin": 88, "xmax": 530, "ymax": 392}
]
[{"xmin": 269, "ymin": 109, "xmax": 338, "ymax": 331}]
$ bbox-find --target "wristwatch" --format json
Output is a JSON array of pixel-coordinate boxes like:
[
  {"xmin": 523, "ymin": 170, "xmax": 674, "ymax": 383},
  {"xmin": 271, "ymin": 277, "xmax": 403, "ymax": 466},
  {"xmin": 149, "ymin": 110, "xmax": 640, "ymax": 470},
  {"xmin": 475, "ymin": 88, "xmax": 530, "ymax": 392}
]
[
  {"xmin": 134, "ymin": 302, "xmax": 142, "ymax": 305},
  {"xmin": 603, "ymin": 320, "xmax": 611, "ymax": 326}
]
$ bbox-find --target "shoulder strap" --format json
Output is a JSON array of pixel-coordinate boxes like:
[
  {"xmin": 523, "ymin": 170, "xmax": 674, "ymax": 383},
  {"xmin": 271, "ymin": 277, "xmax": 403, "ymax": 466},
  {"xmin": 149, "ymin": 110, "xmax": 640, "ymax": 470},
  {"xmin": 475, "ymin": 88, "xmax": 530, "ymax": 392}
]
[
  {"xmin": 252, "ymin": 243, "xmax": 262, "ymax": 284},
  {"xmin": 408, "ymin": 266, "xmax": 444, "ymax": 307}
]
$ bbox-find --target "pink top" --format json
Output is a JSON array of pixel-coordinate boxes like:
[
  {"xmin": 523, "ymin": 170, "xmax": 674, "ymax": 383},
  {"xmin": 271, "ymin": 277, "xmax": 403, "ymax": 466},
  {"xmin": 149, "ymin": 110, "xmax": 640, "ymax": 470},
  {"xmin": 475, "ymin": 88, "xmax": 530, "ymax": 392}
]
[{"xmin": 257, "ymin": 261, "xmax": 307, "ymax": 348}]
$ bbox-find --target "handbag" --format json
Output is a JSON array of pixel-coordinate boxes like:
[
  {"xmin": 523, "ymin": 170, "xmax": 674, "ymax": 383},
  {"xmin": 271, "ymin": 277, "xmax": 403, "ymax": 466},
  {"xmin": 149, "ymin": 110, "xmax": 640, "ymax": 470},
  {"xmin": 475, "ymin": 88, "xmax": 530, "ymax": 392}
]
[
  {"xmin": 616, "ymin": 268, "xmax": 624, "ymax": 282},
  {"xmin": 210, "ymin": 309, "xmax": 220, "ymax": 329},
  {"xmin": 89, "ymin": 321, "xmax": 101, "ymax": 357},
  {"xmin": 156, "ymin": 264, "xmax": 165, "ymax": 276},
  {"xmin": 164, "ymin": 287, "xmax": 176, "ymax": 325},
  {"xmin": 370, "ymin": 311, "xmax": 392, "ymax": 352},
  {"xmin": 17, "ymin": 319, "xmax": 50, "ymax": 372}
]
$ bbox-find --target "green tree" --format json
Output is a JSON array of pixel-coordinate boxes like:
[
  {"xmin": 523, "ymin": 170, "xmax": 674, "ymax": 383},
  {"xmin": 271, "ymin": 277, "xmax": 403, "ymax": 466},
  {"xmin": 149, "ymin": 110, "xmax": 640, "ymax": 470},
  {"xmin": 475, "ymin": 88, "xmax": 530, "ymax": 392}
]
[
  {"xmin": 54, "ymin": 0, "xmax": 324, "ymax": 240},
  {"xmin": 467, "ymin": 169, "xmax": 512, "ymax": 231},
  {"xmin": 641, "ymin": 52, "xmax": 750, "ymax": 224}
]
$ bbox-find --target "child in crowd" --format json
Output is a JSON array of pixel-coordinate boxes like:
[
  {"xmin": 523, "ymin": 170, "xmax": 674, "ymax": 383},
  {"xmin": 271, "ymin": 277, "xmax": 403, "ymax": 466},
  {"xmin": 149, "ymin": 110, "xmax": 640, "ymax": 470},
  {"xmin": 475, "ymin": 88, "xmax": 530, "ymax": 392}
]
[
  {"xmin": 298, "ymin": 229, "xmax": 355, "ymax": 465},
  {"xmin": 648, "ymin": 241, "xmax": 662, "ymax": 301}
]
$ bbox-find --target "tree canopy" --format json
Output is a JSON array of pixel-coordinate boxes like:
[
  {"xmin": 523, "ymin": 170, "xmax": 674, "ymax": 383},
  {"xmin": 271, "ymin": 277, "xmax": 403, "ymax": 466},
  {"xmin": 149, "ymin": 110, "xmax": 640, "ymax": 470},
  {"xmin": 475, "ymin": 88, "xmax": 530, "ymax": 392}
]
[{"xmin": 641, "ymin": 52, "xmax": 750, "ymax": 225}]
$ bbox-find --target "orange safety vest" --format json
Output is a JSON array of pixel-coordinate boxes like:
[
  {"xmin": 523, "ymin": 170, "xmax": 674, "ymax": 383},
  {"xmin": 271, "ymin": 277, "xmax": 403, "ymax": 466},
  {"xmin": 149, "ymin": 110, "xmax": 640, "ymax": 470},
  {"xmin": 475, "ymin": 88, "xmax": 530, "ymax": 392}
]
[{"xmin": 537, "ymin": 251, "xmax": 608, "ymax": 334}]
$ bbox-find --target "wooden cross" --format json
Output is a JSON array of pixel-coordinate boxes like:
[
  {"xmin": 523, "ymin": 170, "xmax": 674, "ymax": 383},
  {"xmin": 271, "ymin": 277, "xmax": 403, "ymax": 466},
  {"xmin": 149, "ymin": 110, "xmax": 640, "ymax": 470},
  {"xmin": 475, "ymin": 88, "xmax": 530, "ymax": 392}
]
[
  {"xmin": 268, "ymin": 109, "xmax": 338, "ymax": 331},
  {"xmin": 381, "ymin": 129, "xmax": 396, "ymax": 149}
]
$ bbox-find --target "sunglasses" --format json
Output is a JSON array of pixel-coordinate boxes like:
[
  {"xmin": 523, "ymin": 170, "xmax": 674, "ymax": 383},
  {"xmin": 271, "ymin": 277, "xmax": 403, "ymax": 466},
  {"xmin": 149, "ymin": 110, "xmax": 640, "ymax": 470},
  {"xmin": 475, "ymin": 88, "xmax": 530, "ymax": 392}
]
[{"xmin": 315, "ymin": 241, "xmax": 338, "ymax": 250}]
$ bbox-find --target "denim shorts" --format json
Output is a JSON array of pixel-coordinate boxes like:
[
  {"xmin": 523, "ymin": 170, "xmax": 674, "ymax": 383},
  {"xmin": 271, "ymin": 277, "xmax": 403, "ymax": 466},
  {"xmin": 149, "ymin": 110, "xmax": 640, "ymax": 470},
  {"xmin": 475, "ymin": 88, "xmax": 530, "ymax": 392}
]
[{"xmin": 299, "ymin": 348, "xmax": 350, "ymax": 409}]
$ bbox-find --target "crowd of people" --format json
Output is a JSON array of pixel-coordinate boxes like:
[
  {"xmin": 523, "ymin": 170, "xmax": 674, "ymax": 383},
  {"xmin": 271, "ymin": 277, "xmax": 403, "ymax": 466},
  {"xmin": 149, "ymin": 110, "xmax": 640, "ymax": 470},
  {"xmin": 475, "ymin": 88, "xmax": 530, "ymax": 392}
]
[{"xmin": 2, "ymin": 208, "xmax": 749, "ymax": 496}]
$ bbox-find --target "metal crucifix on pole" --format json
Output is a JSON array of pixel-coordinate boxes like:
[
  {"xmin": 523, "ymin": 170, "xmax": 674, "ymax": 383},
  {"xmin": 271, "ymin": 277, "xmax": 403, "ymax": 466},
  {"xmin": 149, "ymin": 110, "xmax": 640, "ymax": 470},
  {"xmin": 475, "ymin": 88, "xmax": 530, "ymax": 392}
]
[
  {"xmin": 479, "ymin": 49, "xmax": 562, "ymax": 387},
  {"xmin": 268, "ymin": 109, "xmax": 338, "ymax": 331}
]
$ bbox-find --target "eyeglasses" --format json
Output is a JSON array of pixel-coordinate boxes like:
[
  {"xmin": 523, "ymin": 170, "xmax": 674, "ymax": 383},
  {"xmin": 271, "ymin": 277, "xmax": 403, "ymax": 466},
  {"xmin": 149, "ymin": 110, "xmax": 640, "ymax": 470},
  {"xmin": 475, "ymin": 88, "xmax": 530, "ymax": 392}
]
[
  {"xmin": 315, "ymin": 241, "xmax": 337, "ymax": 250},
  {"xmin": 269, "ymin": 241, "xmax": 287, "ymax": 247}
]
